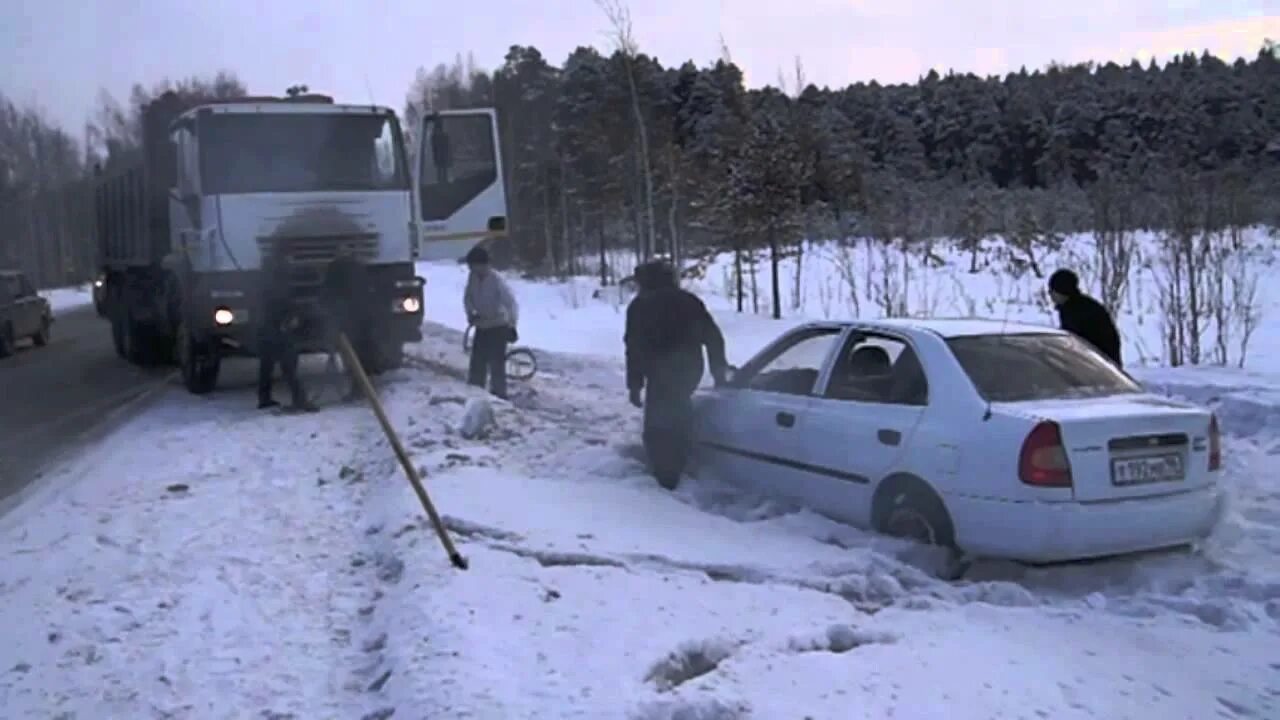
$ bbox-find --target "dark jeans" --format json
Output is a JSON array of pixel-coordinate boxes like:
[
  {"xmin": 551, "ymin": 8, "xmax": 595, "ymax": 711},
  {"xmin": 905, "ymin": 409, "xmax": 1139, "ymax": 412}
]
[
  {"xmin": 642, "ymin": 386, "xmax": 695, "ymax": 489},
  {"xmin": 258, "ymin": 335, "xmax": 307, "ymax": 406},
  {"xmin": 468, "ymin": 326, "xmax": 509, "ymax": 399}
]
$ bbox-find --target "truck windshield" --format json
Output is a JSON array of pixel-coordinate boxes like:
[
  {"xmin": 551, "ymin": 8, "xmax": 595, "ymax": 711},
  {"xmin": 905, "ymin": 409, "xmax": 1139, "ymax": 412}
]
[{"xmin": 199, "ymin": 112, "xmax": 409, "ymax": 194}]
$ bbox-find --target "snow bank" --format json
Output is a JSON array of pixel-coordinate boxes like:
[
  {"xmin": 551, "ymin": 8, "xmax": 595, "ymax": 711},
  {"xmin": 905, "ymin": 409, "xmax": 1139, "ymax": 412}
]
[
  {"xmin": 0, "ymin": 366, "xmax": 394, "ymax": 718},
  {"xmin": 420, "ymin": 227, "xmax": 1280, "ymax": 371},
  {"xmin": 374, "ymin": 326, "xmax": 1280, "ymax": 717}
]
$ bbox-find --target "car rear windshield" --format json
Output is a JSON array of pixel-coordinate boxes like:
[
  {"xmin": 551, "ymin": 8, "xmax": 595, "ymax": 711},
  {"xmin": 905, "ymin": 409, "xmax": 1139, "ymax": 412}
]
[{"xmin": 947, "ymin": 333, "xmax": 1141, "ymax": 402}]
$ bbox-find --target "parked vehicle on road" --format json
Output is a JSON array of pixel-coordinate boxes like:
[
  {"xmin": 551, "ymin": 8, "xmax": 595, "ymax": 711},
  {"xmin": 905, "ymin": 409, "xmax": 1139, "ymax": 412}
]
[
  {"xmin": 691, "ymin": 318, "xmax": 1224, "ymax": 565},
  {"xmin": 0, "ymin": 270, "xmax": 53, "ymax": 357}
]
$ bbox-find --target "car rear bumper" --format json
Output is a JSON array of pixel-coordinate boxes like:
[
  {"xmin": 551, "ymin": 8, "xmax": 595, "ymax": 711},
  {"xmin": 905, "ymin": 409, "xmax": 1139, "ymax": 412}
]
[{"xmin": 947, "ymin": 485, "xmax": 1224, "ymax": 564}]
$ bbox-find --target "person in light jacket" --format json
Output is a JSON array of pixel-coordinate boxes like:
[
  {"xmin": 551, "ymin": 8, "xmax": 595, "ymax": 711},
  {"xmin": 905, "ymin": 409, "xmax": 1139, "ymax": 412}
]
[{"xmin": 463, "ymin": 245, "xmax": 519, "ymax": 399}]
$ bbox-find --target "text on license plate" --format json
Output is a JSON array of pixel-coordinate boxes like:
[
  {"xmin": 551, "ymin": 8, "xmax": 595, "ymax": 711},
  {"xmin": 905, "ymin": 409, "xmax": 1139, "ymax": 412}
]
[{"xmin": 1110, "ymin": 453, "xmax": 1185, "ymax": 486}]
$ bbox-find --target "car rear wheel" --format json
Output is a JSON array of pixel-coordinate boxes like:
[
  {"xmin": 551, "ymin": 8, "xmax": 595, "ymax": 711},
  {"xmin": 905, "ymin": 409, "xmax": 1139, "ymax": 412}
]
[
  {"xmin": 874, "ymin": 474, "xmax": 957, "ymax": 549},
  {"xmin": 0, "ymin": 323, "xmax": 14, "ymax": 358}
]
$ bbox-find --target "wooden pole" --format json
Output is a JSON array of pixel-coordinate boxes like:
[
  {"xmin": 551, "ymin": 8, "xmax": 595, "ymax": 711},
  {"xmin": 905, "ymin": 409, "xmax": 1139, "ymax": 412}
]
[{"xmin": 335, "ymin": 333, "xmax": 468, "ymax": 570}]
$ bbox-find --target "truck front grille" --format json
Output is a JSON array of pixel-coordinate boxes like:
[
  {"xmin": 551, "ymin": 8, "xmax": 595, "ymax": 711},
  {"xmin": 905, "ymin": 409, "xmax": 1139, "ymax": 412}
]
[{"xmin": 257, "ymin": 234, "xmax": 380, "ymax": 279}]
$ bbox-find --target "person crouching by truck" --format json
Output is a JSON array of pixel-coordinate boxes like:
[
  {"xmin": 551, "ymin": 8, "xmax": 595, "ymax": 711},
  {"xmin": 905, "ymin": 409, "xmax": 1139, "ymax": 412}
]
[
  {"xmin": 321, "ymin": 244, "xmax": 372, "ymax": 401},
  {"xmin": 256, "ymin": 244, "xmax": 316, "ymax": 412},
  {"xmin": 463, "ymin": 246, "xmax": 519, "ymax": 400}
]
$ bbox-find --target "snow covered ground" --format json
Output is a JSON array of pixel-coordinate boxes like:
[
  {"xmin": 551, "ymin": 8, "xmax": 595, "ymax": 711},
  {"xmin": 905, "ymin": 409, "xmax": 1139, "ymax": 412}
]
[
  {"xmin": 38, "ymin": 284, "xmax": 95, "ymax": 313},
  {"xmin": 2, "ymin": 237, "xmax": 1279, "ymax": 718}
]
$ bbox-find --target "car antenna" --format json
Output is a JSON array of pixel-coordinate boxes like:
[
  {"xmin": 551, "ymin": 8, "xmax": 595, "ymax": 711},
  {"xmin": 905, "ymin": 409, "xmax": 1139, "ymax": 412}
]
[
  {"xmin": 363, "ymin": 72, "xmax": 378, "ymax": 112},
  {"xmin": 983, "ymin": 278, "xmax": 1019, "ymax": 422}
]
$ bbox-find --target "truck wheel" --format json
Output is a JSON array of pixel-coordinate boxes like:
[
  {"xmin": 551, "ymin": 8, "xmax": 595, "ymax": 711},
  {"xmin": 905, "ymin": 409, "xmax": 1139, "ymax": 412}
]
[
  {"xmin": 177, "ymin": 323, "xmax": 220, "ymax": 394},
  {"xmin": 358, "ymin": 341, "xmax": 400, "ymax": 376},
  {"xmin": 121, "ymin": 306, "xmax": 164, "ymax": 366},
  {"xmin": 0, "ymin": 324, "xmax": 14, "ymax": 358},
  {"xmin": 33, "ymin": 317, "xmax": 50, "ymax": 347},
  {"xmin": 376, "ymin": 341, "xmax": 405, "ymax": 371},
  {"xmin": 110, "ymin": 309, "xmax": 126, "ymax": 358}
]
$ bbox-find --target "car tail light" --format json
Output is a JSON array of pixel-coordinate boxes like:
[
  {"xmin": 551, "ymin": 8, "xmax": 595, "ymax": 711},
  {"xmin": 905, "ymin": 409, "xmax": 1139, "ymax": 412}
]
[
  {"xmin": 1019, "ymin": 421, "xmax": 1073, "ymax": 488},
  {"xmin": 1208, "ymin": 414, "xmax": 1221, "ymax": 471}
]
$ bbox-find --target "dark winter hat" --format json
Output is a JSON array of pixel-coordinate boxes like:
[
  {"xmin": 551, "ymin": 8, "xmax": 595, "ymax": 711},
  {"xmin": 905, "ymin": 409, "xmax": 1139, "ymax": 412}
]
[
  {"xmin": 1048, "ymin": 269, "xmax": 1079, "ymax": 296},
  {"xmin": 635, "ymin": 259, "xmax": 676, "ymax": 290},
  {"xmin": 464, "ymin": 246, "xmax": 490, "ymax": 265}
]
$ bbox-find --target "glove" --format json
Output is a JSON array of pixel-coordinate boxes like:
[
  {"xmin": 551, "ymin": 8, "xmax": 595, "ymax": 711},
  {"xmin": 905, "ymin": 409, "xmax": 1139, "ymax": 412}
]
[
  {"xmin": 507, "ymin": 326, "xmax": 519, "ymax": 344},
  {"xmin": 628, "ymin": 387, "xmax": 643, "ymax": 409}
]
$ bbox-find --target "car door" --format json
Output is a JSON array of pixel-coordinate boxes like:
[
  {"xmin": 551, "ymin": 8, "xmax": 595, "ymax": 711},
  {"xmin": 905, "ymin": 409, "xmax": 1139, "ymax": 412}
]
[
  {"xmin": 801, "ymin": 329, "xmax": 931, "ymax": 528},
  {"xmin": 412, "ymin": 108, "xmax": 509, "ymax": 262},
  {"xmin": 698, "ymin": 325, "xmax": 845, "ymax": 505}
]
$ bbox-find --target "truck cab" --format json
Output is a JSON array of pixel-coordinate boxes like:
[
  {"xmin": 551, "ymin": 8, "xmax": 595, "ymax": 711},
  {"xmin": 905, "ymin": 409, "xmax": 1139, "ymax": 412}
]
[{"xmin": 95, "ymin": 90, "xmax": 508, "ymax": 394}]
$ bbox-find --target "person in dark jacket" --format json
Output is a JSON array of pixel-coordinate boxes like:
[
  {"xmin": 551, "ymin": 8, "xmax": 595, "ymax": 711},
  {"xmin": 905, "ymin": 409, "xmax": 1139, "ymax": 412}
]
[
  {"xmin": 257, "ymin": 245, "xmax": 315, "ymax": 411},
  {"xmin": 321, "ymin": 245, "xmax": 372, "ymax": 399},
  {"xmin": 625, "ymin": 259, "xmax": 729, "ymax": 490},
  {"xmin": 1048, "ymin": 268, "xmax": 1123, "ymax": 367}
]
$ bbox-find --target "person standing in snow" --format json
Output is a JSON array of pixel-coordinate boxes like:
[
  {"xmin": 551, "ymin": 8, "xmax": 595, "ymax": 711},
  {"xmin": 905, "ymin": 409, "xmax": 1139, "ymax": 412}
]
[
  {"xmin": 624, "ymin": 259, "xmax": 729, "ymax": 490},
  {"xmin": 1048, "ymin": 268, "xmax": 1123, "ymax": 367},
  {"xmin": 256, "ymin": 244, "xmax": 316, "ymax": 412},
  {"xmin": 463, "ymin": 245, "xmax": 519, "ymax": 399}
]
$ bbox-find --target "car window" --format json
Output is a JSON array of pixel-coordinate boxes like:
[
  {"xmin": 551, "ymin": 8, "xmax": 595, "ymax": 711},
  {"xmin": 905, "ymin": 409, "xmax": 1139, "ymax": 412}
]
[
  {"xmin": 738, "ymin": 328, "xmax": 842, "ymax": 396},
  {"xmin": 947, "ymin": 333, "xmax": 1141, "ymax": 402},
  {"xmin": 823, "ymin": 333, "xmax": 929, "ymax": 406},
  {"xmin": 16, "ymin": 274, "xmax": 35, "ymax": 298}
]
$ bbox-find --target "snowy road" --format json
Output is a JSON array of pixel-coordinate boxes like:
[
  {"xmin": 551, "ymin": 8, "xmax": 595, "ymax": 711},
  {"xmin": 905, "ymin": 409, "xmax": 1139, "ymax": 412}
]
[
  {"xmin": 0, "ymin": 305, "xmax": 171, "ymax": 506},
  {"xmin": 0, "ymin": 320, "xmax": 1277, "ymax": 718}
]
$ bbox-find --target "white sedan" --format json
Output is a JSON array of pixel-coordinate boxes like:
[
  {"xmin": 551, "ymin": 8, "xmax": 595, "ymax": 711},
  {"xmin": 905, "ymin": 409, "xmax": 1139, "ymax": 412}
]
[{"xmin": 690, "ymin": 318, "xmax": 1225, "ymax": 564}]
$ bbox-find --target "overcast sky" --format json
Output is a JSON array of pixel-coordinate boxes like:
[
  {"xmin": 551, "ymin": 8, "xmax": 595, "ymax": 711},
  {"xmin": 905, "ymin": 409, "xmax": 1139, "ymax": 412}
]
[{"xmin": 2, "ymin": 1, "xmax": 1276, "ymax": 135}]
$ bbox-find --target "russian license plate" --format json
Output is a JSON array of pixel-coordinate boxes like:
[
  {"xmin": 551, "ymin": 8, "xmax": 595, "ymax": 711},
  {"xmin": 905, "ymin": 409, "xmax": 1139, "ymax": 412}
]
[{"xmin": 1110, "ymin": 453, "xmax": 1185, "ymax": 486}]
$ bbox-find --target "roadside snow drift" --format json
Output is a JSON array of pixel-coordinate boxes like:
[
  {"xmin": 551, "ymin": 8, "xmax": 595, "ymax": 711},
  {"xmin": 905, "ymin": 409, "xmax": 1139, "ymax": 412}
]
[{"xmin": 1, "ymin": 322, "xmax": 1276, "ymax": 719}]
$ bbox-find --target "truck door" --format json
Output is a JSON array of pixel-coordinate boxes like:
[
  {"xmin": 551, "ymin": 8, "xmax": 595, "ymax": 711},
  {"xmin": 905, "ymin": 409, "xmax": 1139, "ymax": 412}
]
[{"xmin": 412, "ymin": 108, "xmax": 509, "ymax": 262}]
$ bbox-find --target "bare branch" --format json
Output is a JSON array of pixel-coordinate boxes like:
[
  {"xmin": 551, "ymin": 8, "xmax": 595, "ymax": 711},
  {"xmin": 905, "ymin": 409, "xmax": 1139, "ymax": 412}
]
[
  {"xmin": 595, "ymin": 0, "xmax": 637, "ymax": 56},
  {"xmin": 718, "ymin": 34, "xmax": 733, "ymax": 65}
]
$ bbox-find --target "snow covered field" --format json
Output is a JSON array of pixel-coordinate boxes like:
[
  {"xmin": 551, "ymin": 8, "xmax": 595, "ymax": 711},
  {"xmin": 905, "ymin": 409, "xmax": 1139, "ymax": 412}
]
[{"xmin": 2, "ymin": 235, "xmax": 1279, "ymax": 718}]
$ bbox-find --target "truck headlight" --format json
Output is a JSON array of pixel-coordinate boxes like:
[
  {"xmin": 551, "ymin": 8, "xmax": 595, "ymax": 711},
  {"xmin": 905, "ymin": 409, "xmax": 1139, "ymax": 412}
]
[
  {"xmin": 398, "ymin": 297, "xmax": 422, "ymax": 314},
  {"xmin": 213, "ymin": 307, "xmax": 235, "ymax": 326}
]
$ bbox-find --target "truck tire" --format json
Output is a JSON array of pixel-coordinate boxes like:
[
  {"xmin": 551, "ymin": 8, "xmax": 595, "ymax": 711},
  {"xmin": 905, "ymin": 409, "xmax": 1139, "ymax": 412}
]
[
  {"xmin": 177, "ymin": 322, "xmax": 220, "ymax": 394},
  {"xmin": 122, "ymin": 311, "xmax": 163, "ymax": 366},
  {"xmin": 375, "ymin": 341, "xmax": 405, "ymax": 372},
  {"xmin": 110, "ymin": 309, "xmax": 126, "ymax": 358}
]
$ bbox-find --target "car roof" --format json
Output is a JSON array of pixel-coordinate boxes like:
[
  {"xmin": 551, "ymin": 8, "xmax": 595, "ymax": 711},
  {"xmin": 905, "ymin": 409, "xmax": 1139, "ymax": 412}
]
[{"xmin": 818, "ymin": 316, "xmax": 1066, "ymax": 339}]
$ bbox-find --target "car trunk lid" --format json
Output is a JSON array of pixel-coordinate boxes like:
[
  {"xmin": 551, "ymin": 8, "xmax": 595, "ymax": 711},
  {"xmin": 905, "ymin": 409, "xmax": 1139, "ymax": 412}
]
[{"xmin": 997, "ymin": 393, "xmax": 1215, "ymax": 502}]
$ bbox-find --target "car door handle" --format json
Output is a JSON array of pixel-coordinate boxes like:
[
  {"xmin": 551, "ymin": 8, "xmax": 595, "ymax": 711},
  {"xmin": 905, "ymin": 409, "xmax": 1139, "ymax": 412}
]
[
  {"xmin": 877, "ymin": 428, "xmax": 901, "ymax": 446},
  {"xmin": 776, "ymin": 412, "xmax": 796, "ymax": 428}
]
